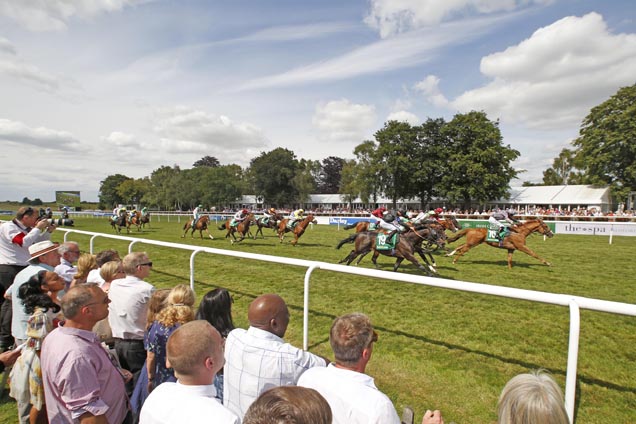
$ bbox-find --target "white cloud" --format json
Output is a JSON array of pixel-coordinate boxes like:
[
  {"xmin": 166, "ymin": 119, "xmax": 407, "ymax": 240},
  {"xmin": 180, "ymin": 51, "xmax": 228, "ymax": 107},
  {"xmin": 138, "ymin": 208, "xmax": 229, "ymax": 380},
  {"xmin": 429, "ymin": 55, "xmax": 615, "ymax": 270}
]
[
  {"xmin": 0, "ymin": 37, "xmax": 16, "ymax": 55},
  {"xmin": 312, "ymin": 99, "xmax": 376, "ymax": 142},
  {"xmin": 232, "ymin": 22, "xmax": 355, "ymax": 43},
  {"xmin": 0, "ymin": 0, "xmax": 153, "ymax": 31},
  {"xmin": 451, "ymin": 13, "xmax": 636, "ymax": 129},
  {"xmin": 0, "ymin": 118, "xmax": 84, "ymax": 151},
  {"xmin": 151, "ymin": 106, "xmax": 267, "ymax": 156},
  {"xmin": 101, "ymin": 131, "xmax": 137, "ymax": 148},
  {"xmin": 0, "ymin": 59, "xmax": 61, "ymax": 92},
  {"xmin": 239, "ymin": 14, "xmax": 510, "ymax": 91},
  {"xmin": 413, "ymin": 75, "xmax": 449, "ymax": 108},
  {"xmin": 364, "ymin": 0, "xmax": 552, "ymax": 38},
  {"xmin": 386, "ymin": 110, "xmax": 420, "ymax": 125}
]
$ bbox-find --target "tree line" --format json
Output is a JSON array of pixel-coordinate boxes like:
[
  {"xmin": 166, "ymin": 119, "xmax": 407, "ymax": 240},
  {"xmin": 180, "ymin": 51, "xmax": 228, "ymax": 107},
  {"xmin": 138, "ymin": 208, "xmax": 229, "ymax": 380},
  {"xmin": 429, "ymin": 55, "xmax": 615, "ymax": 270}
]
[{"xmin": 99, "ymin": 84, "xmax": 635, "ymax": 210}]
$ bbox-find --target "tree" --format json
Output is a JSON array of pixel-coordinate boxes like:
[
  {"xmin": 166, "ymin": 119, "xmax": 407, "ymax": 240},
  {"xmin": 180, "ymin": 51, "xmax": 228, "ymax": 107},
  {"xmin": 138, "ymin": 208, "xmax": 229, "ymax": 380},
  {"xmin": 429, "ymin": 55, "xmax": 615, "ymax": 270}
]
[
  {"xmin": 339, "ymin": 159, "xmax": 361, "ymax": 207},
  {"xmin": 145, "ymin": 165, "xmax": 181, "ymax": 210},
  {"xmin": 353, "ymin": 140, "xmax": 381, "ymax": 205},
  {"xmin": 200, "ymin": 164, "xmax": 245, "ymax": 208},
  {"xmin": 21, "ymin": 197, "xmax": 32, "ymax": 205},
  {"xmin": 439, "ymin": 111, "xmax": 519, "ymax": 209},
  {"xmin": 373, "ymin": 120, "xmax": 419, "ymax": 208},
  {"xmin": 542, "ymin": 148, "xmax": 585, "ymax": 185},
  {"xmin": 193, "ymin": 156, "xmax": 220, "ymax": 168},
  {"xmin": 317, "ymin": 156, "xmax": 345, "ymax": 194},
  {"xmin": 99, "ymin": 174, "xmax": 132, "ymax": 208},
  {"xmin": 117, "ymin": 178, "xmax": 151, "ymax": 206},
  {"xmin": 248, "ymin": 148, "xmax": 299, "ymax": 206},
  {"xmin": 293, "ymin": 159, "xmax": 320, "ymax": 206},
  {"xmin": 573, "ymin": 84, "xmax": 636, "ymax": 202},
  {"xmin": 411, "ymin": 118, "xmax": 447, "ymax": 208}
]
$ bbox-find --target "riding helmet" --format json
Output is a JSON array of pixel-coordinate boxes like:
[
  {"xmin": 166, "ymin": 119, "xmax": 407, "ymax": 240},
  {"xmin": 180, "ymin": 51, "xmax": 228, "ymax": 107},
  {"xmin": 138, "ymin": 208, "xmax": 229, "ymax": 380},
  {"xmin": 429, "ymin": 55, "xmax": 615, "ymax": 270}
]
[
  {"xmin": 242, "ymin": 208, "xmax": 249, "ymax": 214},
  {"xmin": 383, "ymin": 213, "xmax": 395, "ymax": 222},
  {"xmin": 299, "ymin": 209, "xmax": 304, "ymax": 213},
  {"xmin": 435, "ymin": 207, "xmax": 443, "ymax": 214}
]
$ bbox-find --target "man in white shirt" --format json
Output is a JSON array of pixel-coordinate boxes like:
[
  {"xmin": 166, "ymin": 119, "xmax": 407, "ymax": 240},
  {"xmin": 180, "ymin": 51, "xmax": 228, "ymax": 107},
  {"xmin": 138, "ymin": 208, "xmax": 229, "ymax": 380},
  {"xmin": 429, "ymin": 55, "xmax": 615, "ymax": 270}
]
[
  {"xmin": 298, "ymin": 313, "xmax": 442, "ymax": 424},
  {"xmin": 108, "ymin": 251, "xmax": 154, "ymax": 392},
  {"xmin": 223, "ymin": 293, "xmax": 327, "ymax": 419},
  {"xmin": 54, "ymin": 241, "xmax": 80, "ymax": 286},
  {"xmin": 140, "ymin": 320, "xmax": 239, "ymax": 424}
]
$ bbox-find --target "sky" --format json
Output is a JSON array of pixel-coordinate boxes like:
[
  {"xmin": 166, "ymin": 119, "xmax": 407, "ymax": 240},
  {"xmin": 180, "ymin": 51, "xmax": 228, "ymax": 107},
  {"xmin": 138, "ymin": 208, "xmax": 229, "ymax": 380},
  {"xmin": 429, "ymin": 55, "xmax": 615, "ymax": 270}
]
[{"xmin": 1, "ymin": 0, "xmax": 635, "ymax": 202}]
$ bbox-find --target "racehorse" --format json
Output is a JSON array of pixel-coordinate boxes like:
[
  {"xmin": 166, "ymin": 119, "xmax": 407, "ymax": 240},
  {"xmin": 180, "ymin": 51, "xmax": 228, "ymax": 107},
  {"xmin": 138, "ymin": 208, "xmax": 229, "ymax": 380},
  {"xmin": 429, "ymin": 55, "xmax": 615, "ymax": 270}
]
[
  {"xmin": 253, "ymin": 214, "xmax": 283, "ymax": 239},
  {"xmin": 140, "ymin": 212, "xmax": 151, "ymax": 229},
  {"xmin": 344, "ymin": 216, "xmax": 460, "ymax": 234},
  {"xmin": 446, "ymin": 218, "xmax": 554, "ymax": 269},
  {"xmin": 129, "ymin": 211, "xmax": 143, "ymax": 232},
  {"xmin": 182, "ymin": 215, "xmax": 214, "ymax": 239},
  {"xmin": 218, "ymin": 213, "xmax": 255, "ymax": 244},
  {"xmin": 336, "ymin": 227, "xmax": 443, "ymax": 276},
  {"xmin": 277, "ymin": 214, "xmax": 317, "ymax": 246},
  {"xmin": 109, "ymin": 211, "xmax": 129, "ymax": 234}
]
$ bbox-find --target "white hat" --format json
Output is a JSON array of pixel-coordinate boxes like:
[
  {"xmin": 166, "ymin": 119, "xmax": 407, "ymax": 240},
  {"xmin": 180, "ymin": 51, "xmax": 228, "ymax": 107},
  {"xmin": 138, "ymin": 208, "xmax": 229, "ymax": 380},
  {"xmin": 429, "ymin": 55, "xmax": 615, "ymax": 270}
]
[{"xmin": 28, "ymin": 241, "xmax": 60, "ymax": 262}]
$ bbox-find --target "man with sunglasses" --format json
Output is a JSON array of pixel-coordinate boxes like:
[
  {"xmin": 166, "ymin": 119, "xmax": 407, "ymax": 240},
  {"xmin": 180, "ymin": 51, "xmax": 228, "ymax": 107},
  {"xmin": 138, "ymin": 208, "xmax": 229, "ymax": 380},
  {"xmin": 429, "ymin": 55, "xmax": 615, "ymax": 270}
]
[
  {"xmin": 108, "ymin": 252, "xmax": 155, "ymax": 394},
  {"xmin": 0, "ymin": 207, "xmax": 55, "ymax": 350},
  {"xmin": 298, "ymin": 313, "xmax": 404, "ymax": 424}
]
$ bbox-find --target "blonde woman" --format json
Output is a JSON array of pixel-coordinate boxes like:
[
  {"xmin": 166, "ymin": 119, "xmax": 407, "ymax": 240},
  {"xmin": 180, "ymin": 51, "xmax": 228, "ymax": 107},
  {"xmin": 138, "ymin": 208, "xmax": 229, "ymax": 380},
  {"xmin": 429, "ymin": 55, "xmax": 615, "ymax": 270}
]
[
  {"xmin": 145, "ymin": 284, "xmax": 195, "ymax": 391},
  {"xmin": 99, "ymin": 260, "xmax": 125, "ymax": 293},
  {"xmin": 70, "ymin": 253, "xmax": 97, "ymax": 288}
]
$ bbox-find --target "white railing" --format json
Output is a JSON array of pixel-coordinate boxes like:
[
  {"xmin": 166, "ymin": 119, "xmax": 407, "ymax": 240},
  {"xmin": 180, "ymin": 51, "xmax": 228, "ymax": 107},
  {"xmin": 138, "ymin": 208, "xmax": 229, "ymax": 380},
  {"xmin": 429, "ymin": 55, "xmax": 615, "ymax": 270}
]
[{"xmin": 46, "ymin": 227, "xmax": 636, "ymax": 423}]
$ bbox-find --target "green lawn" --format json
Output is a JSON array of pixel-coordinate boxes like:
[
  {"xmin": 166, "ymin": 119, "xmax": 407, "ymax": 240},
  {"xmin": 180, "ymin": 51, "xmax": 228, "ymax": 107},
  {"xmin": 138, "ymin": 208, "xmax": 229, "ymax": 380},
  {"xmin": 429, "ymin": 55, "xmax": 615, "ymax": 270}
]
[{"xmin": 2, "ymin": 217, "xmax": 635, "ymax": 423}]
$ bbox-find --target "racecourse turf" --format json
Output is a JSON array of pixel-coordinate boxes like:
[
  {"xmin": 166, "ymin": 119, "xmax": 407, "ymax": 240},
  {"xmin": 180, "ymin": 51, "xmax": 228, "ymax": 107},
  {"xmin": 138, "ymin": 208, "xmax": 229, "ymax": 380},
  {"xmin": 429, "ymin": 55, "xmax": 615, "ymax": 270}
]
[{"xmin": 1, "ymin": 216, "xmax": 634, "ymax": 423}]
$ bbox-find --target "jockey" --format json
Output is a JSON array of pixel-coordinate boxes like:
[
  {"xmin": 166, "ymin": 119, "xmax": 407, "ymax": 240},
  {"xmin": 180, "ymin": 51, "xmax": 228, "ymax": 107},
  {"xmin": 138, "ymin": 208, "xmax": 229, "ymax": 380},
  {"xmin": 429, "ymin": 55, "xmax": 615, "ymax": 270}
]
[
  {"xmin": 112, "ymin": 205, "xmax": 120, "ymax": 221},
  {"xmin": 488, "ymin": 208, "xmax": 518, "ymax": 240},
  {"xmin": 289, "ymin": 208, "xmax": 304, "ymax": 227},
  {"xmin": 129, "ymin": 207, "xmax": 138, "ymax": 223},
  {"xmin": 262, "ymin": 207, "xmax": 277, "ymax": 224},
  {"xmin": 141, "ymin": 206, "xmax": 148, "ymax": 217},
  {"xmin": 232, "ymin": 208, "xmax": 250, "ymax": 226},
  {"xmin": 377, "ymin": 211, "xmax": 406, "ymax": 239},
  {"xmin": 370, "ymin": 206, "xmax": 386, "ymax": 222},
  {"xmin": 193, "ymin": 204, "xmax": 203, "ymax": 226}
]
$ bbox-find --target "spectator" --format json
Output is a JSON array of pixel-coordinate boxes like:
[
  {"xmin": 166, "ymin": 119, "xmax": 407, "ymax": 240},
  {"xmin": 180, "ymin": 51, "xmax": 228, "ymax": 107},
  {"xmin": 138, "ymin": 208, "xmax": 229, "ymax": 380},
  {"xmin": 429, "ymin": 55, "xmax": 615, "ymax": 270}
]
[
  {"xmin": 86, "ymin": 249, "xmax": 121, "ymax": 286},
  {"xmin": 109, "ymin": 252, "xmax": 155, "ymax": 393},
  {"xmin": 223, "ymin": 293, "xmax": 327, "ymax": 418},
  {"xmin": 0, "ymin": 207, "xmax": 54, "ymax": 350},
  {"xmin": 10, "ymin": 271, "xmax": 62, "ymax": 424},
  {"xmin": 41, "ymin": 284, "xmax": 131, "ymax": 424},
  {"xmin": 140, "ymin": 320, "xmax": 240, "ymax": 424},
  {"xmin": 70, "ymin": 253, "xmax": 97, "ymax": 288},
  {"xmin": 297, "ymin": 312, "xmax": 402, "ymax": 424},
  {"xmin": 195, "ymin": 288, "xmax": 235, "ymax": 401},
  {"xmin": 53, "ymin": 241, "xmax": 80, "ymax": 286},
  {"xmin": 146, "ymin": 284, "xmax": 195, "ymax": 392},
  {"xmin": 91, "ymin": 261, "xmax": 124, "ymax": 347},
  {"xmin": 497, "ymin": 370, "xmax": 568, "ymax": 424},
  {"xmin": 243, "ymin": 386, "xmax": 332, "ymax": 424}
]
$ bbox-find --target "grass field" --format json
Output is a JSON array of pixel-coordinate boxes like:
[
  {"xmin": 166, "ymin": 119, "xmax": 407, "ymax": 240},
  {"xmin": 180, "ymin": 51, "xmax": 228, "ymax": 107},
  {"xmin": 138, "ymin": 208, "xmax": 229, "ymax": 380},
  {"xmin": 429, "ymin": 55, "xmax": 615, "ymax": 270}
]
[{"xmin": 1, "ymin": 216, "xmax": 635, "ymax": 423}]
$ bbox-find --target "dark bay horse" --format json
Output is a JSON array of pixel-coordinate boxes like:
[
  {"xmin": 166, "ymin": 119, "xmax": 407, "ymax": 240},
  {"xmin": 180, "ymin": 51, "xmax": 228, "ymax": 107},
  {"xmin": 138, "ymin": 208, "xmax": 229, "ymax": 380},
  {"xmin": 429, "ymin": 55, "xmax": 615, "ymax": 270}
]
[
  {"xmin": 253, "ymin": 214, "xmax": 283, "ymax": 239},
  {"xmin": 446, "ymin": 218, "xmax": 554, "ymax": 269},
  {"xmin": 336, "ymin": 227, "xmax": 442, "ymax": 276},
  {"xmin": 218, "ymin": 213, "xmax": 255, "ymax": 244},
  {"xmin": 140, "ymin": 212, "xmax": 151, "ymax": 229},
  {"xmin": 109, "ymin": 212, "xmax": 129, "ymax": 234},
  {"xmin": 277, "ymin": 214, "xmax": 317, "ymax": 246},
  {"xmin": 129, "ymin": 211, "xmax": 143, "ymax": 232},
  {"xmin": 344, "ymin": 216, "xmax": 460, "ymax": 234},
  {"xmin": 182, "ymin": 215, "xmax": 214, "ymax": 239}
]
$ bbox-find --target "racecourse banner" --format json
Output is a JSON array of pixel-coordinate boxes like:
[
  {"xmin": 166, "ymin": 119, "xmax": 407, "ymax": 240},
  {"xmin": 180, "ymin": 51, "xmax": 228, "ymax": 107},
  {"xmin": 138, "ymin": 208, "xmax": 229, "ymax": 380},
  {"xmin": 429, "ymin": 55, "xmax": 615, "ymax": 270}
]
[{"xmin": 554, "ymin": 221, "xmax": 636, "ymax": 236}]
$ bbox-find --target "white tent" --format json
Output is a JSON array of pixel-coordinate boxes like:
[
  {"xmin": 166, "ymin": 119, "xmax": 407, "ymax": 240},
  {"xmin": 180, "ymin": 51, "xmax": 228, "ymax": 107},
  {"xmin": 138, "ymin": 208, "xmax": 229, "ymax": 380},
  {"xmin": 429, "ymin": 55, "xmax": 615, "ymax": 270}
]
[{"xmin": 503, "ymin": 185, "xmax": 611, "ymax": 211}]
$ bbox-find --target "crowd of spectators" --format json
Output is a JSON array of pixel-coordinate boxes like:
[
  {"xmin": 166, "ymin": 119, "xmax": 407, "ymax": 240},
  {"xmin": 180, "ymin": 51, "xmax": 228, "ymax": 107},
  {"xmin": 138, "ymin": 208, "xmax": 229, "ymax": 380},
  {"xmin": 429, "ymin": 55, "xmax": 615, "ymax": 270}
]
[{"xmin": 0, "ymin": 207, "xmax": 572, "ymax": 423}]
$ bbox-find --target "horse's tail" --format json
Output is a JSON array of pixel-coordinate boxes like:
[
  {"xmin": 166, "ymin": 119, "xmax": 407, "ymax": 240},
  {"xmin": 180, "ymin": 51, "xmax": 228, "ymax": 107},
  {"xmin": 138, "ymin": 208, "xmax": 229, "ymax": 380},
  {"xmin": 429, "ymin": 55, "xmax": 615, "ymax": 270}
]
[
  {"xmin": 218, "ymin": 223, "xmax": 226, "ymax": 230},
  {"xmin": 446, "ymin": 228, "xmax": 470, "ymax": 243},
  {"xmin": 336, "ymin": 233, "xmax": 359, "ymax": 249},
  {"xmin": 343, "ymin": 223, "xmax": 358, "ymax": 230}
]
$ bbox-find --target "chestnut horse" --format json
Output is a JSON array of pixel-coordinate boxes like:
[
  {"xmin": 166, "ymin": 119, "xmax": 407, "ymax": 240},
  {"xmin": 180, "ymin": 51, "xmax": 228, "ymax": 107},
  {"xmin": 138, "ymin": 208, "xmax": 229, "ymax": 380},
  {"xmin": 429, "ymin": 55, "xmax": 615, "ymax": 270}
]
[
  {"xmin": 109, "ymin": 212, "xmax": 129, "ymax": 234},
  {"xmin": 129, "ymin": 211, "xmax": 143, "ymax": 232},
  {"xmin": 182, "ymin": 215, "xmax": 214, "ymax": 239},
  {"xmin": 218, "ymin": 213, "xmax": 255, "ymax": 244},
  {"xmin": 336, "ymin": 227, "xmax": 443, "ymax": 276},
  {"xmin": 277, "ymin": 214, "xmax": 316, "ymax": 246},
  {"xmin": 446, "ymin": 218, "xmax": 553, "ymax": 269}
]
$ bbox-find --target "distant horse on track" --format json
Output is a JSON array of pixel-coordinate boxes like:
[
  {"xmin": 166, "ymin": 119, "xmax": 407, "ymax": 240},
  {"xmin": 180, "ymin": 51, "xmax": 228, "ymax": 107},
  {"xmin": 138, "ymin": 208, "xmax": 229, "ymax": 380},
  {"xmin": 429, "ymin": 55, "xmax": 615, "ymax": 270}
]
[
  {"xmin": 277, "ymin": 214, "xmax": 317, "ymax": 246},
  {"xmin": 336, "ymin": 227, "xmax": 443, "ymax": 276},
  {"xmin": 218, "ymin": 213, "xmax": 255, "ymax": 244},
  {"xmin": 182, "ymin": 215, "xmax": 214, "ymax": 239},
  {"xmin": 140, "ymin": 212, "xmax": 151, "ymax": 229},
  {"xmin": 109, "ymin": 212, "xmax": 129, "ymax": 234},
  {"xmin": 129, "ymin": 211, "xmax": 143, "ymax": 232},
  {"xmin": 253, "ymin": 214, "xmax": 283, "ymax": 239},
  {"xmin": 446, "ymin": 218, "xmax": 554, "ymax": 269}
]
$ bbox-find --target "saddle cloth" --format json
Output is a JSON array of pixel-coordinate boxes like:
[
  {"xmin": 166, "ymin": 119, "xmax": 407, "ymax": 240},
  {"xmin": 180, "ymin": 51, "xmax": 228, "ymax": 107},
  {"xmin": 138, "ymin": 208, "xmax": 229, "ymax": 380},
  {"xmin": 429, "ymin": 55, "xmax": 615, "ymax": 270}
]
[{"xmin": 376, "ymin": 232, "xmax": 398, "ymax": 250}]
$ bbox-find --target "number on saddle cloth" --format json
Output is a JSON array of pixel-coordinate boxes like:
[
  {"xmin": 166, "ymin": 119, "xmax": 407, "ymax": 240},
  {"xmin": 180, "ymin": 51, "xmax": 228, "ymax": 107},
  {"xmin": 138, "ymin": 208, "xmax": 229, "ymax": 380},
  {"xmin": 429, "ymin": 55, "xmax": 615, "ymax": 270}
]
[
  {"xmin": 487, "ymin": 221, "xmax": 508, "ymax": 242},
  {"xmin": 375, "ymin": 232, "xmax": 398, "ymax": 250},
  {"xmin": 368, "ymin": 222, "xmax": 377, "ymax": 231},
  {"xmin": 230, "ymin": 219, "xmax": 239, "ymax": 227}
]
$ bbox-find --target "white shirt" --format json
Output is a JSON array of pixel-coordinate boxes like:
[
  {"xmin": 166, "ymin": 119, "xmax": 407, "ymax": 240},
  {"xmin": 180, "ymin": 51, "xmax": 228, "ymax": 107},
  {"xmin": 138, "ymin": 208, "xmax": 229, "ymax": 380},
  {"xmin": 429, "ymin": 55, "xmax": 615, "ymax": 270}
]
[
  {"xmin": 140, "ymin": 381, "xmax": 239, "ymax": 424},
  {"xmin": 223, "ymin": 326, "xmax": 326, "ymax": 418},
  {"xmin": 0, "ymin": 219, "xmax": 51, "ymax": 266},
  {"xmin": 108, "ymin": 275, "xmax": 154, "ymax": 340},
  {"xmin": 298, "ymin": 363, "xmax": 401, "ymax": 424},
  {"xmin": 86, "ymin": 268, "xmax": 105, "ymax": 285},
  {"xmin": 54, "ymin": 258, "xmax": 77, "ymax": 283}
]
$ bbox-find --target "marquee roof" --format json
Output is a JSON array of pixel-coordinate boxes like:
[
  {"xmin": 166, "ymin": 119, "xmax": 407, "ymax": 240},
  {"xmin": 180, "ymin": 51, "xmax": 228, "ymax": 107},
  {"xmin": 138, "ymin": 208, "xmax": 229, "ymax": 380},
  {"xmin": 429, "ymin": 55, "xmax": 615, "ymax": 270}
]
[{"xmin": 504, "ymin": 185, "xmax": 611, "ymax": 206}]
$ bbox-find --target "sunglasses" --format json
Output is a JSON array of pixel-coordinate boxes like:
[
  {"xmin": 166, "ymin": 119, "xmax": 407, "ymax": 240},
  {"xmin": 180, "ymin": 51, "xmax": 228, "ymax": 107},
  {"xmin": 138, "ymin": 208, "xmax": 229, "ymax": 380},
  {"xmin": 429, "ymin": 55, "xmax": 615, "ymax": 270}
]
[{"xmin": 138, "ymin": 262, "xmax": 153, "ymax": 267}]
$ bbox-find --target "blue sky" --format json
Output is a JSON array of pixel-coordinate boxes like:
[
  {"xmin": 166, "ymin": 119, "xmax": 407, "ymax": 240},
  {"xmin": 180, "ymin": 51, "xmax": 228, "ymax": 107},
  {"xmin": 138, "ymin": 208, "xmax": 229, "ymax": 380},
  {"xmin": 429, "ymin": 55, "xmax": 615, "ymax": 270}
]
[{"xmin": 1, "ymin": 0, "xmax": 635, "ymax": 202}]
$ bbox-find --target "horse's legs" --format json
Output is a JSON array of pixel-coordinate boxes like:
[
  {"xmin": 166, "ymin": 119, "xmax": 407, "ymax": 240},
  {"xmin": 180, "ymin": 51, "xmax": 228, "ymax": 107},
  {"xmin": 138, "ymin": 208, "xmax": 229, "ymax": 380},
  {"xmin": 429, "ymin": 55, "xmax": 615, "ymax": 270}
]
[
  {"xmin": 514, "ymin": 245, "xmax": 551, "ymax": 267},
  {"xmin": 447, "ymin": 243, "xmax": 473, "ymax": 264},
  {"xmin": 354, "ymin": 251, "xmax": 371, "ymax": 265},
  {"xmin": 393, "ymin": 257, "xmax": 405, "ymax": 272},
  {"xmin": 402, "ymin": 251, "xmax": 432, "ymax": 276}
]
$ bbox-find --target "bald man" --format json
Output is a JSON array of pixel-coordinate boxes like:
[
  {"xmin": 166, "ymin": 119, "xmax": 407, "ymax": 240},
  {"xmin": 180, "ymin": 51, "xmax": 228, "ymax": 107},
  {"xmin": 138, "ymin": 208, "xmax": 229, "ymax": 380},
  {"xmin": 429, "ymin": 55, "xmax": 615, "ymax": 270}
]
[
  {"xmin": 140, "ymin": 321, "xmax": 239, "ymax": 424},
  {"xmin": 223, "ymin": 294, "xmax": 327, "ymax": 419}
]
